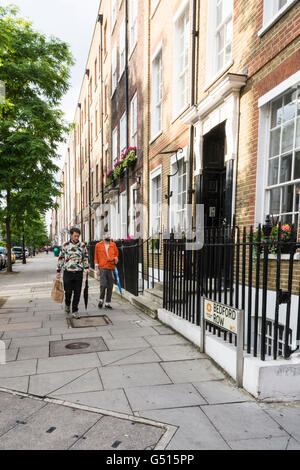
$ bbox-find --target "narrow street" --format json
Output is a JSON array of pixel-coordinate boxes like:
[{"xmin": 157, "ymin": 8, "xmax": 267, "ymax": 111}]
[{"xmin": 0, "ymin": 253, "xmax": 299, "ymax": 450}]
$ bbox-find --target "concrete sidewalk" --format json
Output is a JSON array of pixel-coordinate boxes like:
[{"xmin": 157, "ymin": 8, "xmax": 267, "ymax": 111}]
[{"xmin": 0, "ymin": 254, "xmax": 299, "ymax": 450}]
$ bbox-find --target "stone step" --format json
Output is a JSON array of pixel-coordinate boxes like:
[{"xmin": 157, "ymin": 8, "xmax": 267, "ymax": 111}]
[
  {"xmin": 143, "ymin": 288, "xmax": 164, "ymax": 303},
  {"xmin": 131, "ymin": 295, "xmax": 161, "ymax": 319}
]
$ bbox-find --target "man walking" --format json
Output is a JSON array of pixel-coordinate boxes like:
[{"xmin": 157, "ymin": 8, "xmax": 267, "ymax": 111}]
[
  {"xmin": 94, "ymin": 232, "xmax": 118, "ymax": 309},
  {"xmin": 56, "ymin": 227, "xmax": 89, "ymax": 318}
]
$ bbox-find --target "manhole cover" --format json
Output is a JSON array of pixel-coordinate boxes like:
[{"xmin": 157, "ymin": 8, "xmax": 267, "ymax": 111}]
[
  {"xmin": 70, "ymin": 315, "xmax": 111, "ymax": 328},
  {"xmin": 49, "ymin": 337, "xmax": 108, "ymax": 357},
  {"xmin": 65, "ymin": 342, "xmax": 90, "ymax": 350}
]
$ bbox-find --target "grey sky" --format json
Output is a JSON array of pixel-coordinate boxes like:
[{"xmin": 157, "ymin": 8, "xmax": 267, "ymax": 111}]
[{"xmin": 1, "ymin": 0, "xmax": 101, "ymax": 229}]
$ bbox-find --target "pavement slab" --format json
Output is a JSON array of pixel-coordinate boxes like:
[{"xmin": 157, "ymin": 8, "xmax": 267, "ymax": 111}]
[
  {"xmin": 29, "ymin": 369, "xmax": 98, "ymax": 396},
  {"xmin": 153, "ymin": 344, "xmax": 206, "ymax": 361},
  {"xmin": 0, "ymin": 377, "xmax": 29, "ymax": 393},
  {"xmin": 0, "ymin": 391, "xmax": 46, "ymax": 437},
  {"xmin": 125, "ymin": 383, "xmax": 207, "ymax": 411},
  {"xmin": 103, "ymin": 337, "xmax": 150, "ymax": 350},
  {"xmin": 98, "ymin": 348, "xmax": 161, "ymax": 367},
  {"xmin": 70, "ymin": 414, "xmax": 164, "ymax": 450},
  {"xmin": 161, "ymin": 359, "xmax": 226, "ymax": 383},
  {"xmin": 50, "ymin": 389, "xmax": 132, "ymax": 414},
  {"xmin": 227, "ymin": 436, "xmax": 291, "ymax": 450},
  {"xmin": 2, "ymin": 328, "xmax": 51, "ymax": 339},
  {"xmin": 138, "ymin": 407, "xmax": 230, "ymax": 450},
  {"xmin": 49, "ymin": 369, "xmax": 103, "ymax": 396},
  {"xmin": 107, "ymin": 326, "xmax": 159, "ymax": 338},
  {"xmin": 99, "ymin": 363, "xmax": 172, "ymax": 389},
  {"xmin": 10, "ymin": 335, "xmax": 62, "ymax": 349},
  {"xmin": 18, "ymin": 345, "xmax": 49, "ymax": 360},
  {"xmin": 202, "ymin": 402, "xmax": 289, "ymax": 441},
  {"xmin": 260, "ymin": 402, "xmax": 300, "ymax": 443},
  {"xmin": 0, "ymin": 359, "xmax": 37, "ymax": 378},
  {"xmin": 0, "ymin": 400, "xmax": 101, "ymax": 450},
  {"xmin": 37, "ymin": 352, "xmax": 101, "ymax": 374},
  {"xmin": 144, "ymin": 334, "xmax": 189, "ymax": 347},
  {"xmin": 193, "ymin": 379, "xmax": 255, "ymax": 404}
]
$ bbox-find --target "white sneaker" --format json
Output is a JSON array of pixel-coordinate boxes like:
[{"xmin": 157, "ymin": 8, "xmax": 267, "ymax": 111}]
[{"xmin": 105, "ymin": 303, "xmax": 112, "ymax": 309}]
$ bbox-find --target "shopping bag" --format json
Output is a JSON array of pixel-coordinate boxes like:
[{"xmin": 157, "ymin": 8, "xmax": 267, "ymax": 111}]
[{"xmin": 51, "ymin": 279, "xmax": 64, "ymax": 303}]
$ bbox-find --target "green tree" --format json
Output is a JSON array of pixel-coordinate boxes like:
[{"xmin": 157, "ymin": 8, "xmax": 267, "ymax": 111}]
[{"xmin": 0, "ymin": 5, "xmax": 74, "ymax": 271}]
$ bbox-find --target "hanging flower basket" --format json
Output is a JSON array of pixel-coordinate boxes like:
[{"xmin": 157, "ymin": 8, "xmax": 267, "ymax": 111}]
[
  {"xmin": 251, "ymin": 224, "xmax": 295, "ymax": 256},
  {"xmin": 113, "ymin": 160, "xmax": 125, "ymax": 179},
  {"xmin": 122, "ymin": 147, "xmax": 137, "ymax": 171}
]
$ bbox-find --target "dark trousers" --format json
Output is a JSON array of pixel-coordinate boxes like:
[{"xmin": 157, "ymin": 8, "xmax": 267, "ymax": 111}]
[
  {"xmin": 99, "ymin": 269, "xmax": 114, "ymax": 303},
  {"xmin": 63, "ymin": 270, "xmax": 83, "ymax": 312}
]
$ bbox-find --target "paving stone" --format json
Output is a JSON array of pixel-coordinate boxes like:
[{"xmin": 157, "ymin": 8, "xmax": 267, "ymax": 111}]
[
  {"xmin": 144, "ymin": 334, "xmax": 189, "ymax": 347},
  {"xmin": 0, "ymin": 359, "xmax": 37, "ymax": 378},
  {"xmin": 99, "ymin": 363, "xmax": 172, "ymax": 390},
  {"xmin": 125, "ymin": 383, "xmax": 207, "ymax": 411},
  {"xmin": 37, "ymin": 352, "xmax": 101, "ymax": 374},
  {"xmin": 50, "ymin": 369, "xmax": 103, "ymax": 396},
  {"xmin": 153, "ymin": 344, "xmax": 205, "ymax": 361},
  {"xmin": 98, "ymin": 348, "xmax": 161, "ymax": 367},
  {"xmin": 7, "ymin": 316, "xmax": 39, "ymax": 324},
  {"xmin": 62, "ymin": 331, "xmax": 113, "ymax": 341},
  {"xmin": 261, "ymin": 402, "xmax": 300, "ymax": 442},
  {"xmin": 0, "ymin": 401, "xmax": 101, "ymax": 450},
  {"xmin": 161, "ymin": 359, "xmax": 225, "ymax": 383},
  {"xmin": 153, "ymin": 326, "xmax": 175, "ymax": 335},
  {"xmin": 0, "ymin": 376, "xmax": 29, "ymax": 393},
  {"xmin": 5, "ymin": 349, "xmax": 19, "ymax": 362},
  {"xmin": 70, "ymin": 414, "xmax": 164, "ymax": 450},
  {"xmin": 52, "ymin": 389, "xmax": 132, "ymax": 414},
  {"xmin": 17, "ymin": 345, "xmax": 49, "ymax": 360},
  {"xmin": 108, "ymin": 326, "xmax": 159, "ymax": 339},
  {"xmin": 228, "ymin": 436, "xmax": 291, "ymax": 450},
  {"xmin": 0, "ymin": 322, "xmax": 42, "ymax": 332},
  {"xmin": 50, "ymin": 337, "xmax": 108, "ymax": 357},
  {"xmin": 104, "ymin": 337, "xmax": 150, "ymax": 351},
  {"xmin": 202, "ymin": 402, "xmax": 289, "ymax": 441},
  {"xmin": 139, "ymin": 407, "xmax": 229, "ymax": 450},
  {"xmin": 42, "ymin": 320, "xmax": 68, "ymax": 328},
  {"xmin": 10, "ymin": 335, "xmax": 61, "ymax": 349},
  {"xmin": 29, "ymin": 369, "xmax": 98, "ymax": 396},
  {"xmin": 193, "ymin": 380, "xmax": 254, "ymax": 404},
  {"xmin": 286, "ymin": 438, "xmax": 300, "ymax": 450},
  {"xmin": 0, "ymin": 391, "xmax": 46, "ymax": 437},
  {"xmin": 2, "ymin": 328, "xmax": 51, "ymax": 339}
]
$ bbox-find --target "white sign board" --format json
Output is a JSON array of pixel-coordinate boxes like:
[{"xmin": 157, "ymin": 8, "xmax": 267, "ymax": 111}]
[{"xmin": 204, "ymin": 299, "xmax": 238, "ymax": 334}]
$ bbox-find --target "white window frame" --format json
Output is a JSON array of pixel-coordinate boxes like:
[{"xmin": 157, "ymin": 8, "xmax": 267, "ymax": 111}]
[
  {"xmin": 119, "ymin": 20, "xmax": 126, "ymax": 79},
  {"xmin": 112, "ymin": 45, "xmax": 117, "ymax": 96},
  {"xmin": 129, "ymin": 183, "xmax": 137, "ymax": 237},
  {"xmin": 129, "ymin": 0, "xmax": 138, "ymax": 55},
  {"xmin": 131, "ymin": 92, "xmax": 137, "ymax": 146},
  {"xmin": 111, "ymin": 0, "xmax": 117, "ymax": 32},
  {"xmin": 120, "ymin": 190, "xmax": 127, "ymax": 239},
  {"xmin": 151, "ymin": 44, "xmax": 163, "ymax": 142},
  {"xmin": 170, "ymin": 148, "xmax": 188, "ymax": 233},
  {"xmin": 150, "ymin": 165, "xmax": 162, "ymax": 236},
  {"xmin": 120, "ymin": 112, "xmax": 127, "ymax": 154},
  {"xmin": 112, "ymin": 126, "xmax": 118, "ymax": 167},
  {"xmin": 173, "ymin": 1, "xmax": 190, "ymax": 120},
  {"xmin": 259, "ymin": 0, "xmax": 298, "ymax": 36},
  {"xmin": 205, "ymin": 0, "xmax": 233, "ymax": 87},
  {"xmin": 255, "ymin": 70, "xmax": 300, "ymax": 230}
]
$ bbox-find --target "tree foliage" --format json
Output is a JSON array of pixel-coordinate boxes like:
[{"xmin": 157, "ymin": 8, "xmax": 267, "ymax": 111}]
[{"xmin": 0, "ymin": 5, "xmax": 74, "ymax": 270}]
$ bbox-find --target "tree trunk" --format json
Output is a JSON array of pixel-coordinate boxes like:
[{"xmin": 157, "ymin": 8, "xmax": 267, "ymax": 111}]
[
  {"xmin": 22, "ymin": 224, "xmax": 26, "ymax": 264},
  {"xmin": 6, "ymin": 189, "xmax": 12, "ymax": 273}
]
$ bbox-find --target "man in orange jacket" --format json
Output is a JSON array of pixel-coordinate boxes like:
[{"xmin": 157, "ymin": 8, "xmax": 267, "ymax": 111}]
[{"xmin": 94, "ymin": 232, "xmax": 119, "ymax": 309}]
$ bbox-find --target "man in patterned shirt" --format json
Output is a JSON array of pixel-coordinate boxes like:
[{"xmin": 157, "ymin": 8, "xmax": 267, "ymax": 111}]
[{"xmin": 56, "ymin": 227, "xmax": 89, "ymax": 318}]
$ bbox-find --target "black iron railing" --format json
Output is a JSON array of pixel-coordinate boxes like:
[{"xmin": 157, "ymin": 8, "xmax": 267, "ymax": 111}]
[{"xmin": 163, "ymin": 221, "xmax": 300, "ymax": 361}]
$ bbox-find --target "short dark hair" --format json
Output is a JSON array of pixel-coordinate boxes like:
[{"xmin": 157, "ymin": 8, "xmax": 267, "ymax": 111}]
[{"xmin": 70, "ymin": 227, "xmax": 81, "ymax": 235}]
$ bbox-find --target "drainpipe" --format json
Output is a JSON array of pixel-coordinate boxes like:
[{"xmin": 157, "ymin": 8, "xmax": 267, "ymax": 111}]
[
  {"xmin": 78, "ymin": 103, "xmax": 83, "ymax": 235},
  {"xmin": 187, "ymin": 0, "xmax": 199, "ymax": 208},
  {"xmin": 125, "ymin": 0, "xmax": 129, "ymax": 236},
  {"xmin": 74, "ymin": 128, "xmax": 77, "ymax": 222},
  {"xmin": 86, "ymin": 68, "xmax": 92, "ymax": 243},
  {"xmin": 98, "ymin": 14, "xmax": 105, "ymax": 211}
]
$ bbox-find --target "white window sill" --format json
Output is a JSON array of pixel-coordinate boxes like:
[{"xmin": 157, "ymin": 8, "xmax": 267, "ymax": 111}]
[
  {"xmin": 268, "ymin": 252, "xmax": 300, "ymax": 261},
  {"xmin": 171, "ymin": 104, "xmax": 190, "ymax": 124},
  {"xmin": 149, "ymin": 131, "xmax": 163, "ymax": 145},
  {"xmin": 258, "ymin": 0, "xmax": 298, "ymax": 37},
  {"xmin": 204, "ymin": 60, "xmax": 234, "ymax": 92}
]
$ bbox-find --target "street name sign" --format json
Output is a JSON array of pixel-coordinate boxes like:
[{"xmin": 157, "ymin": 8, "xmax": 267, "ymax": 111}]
[{"xmin": 204, "ymin": 299, "xmax": 238, "ymax": 334}]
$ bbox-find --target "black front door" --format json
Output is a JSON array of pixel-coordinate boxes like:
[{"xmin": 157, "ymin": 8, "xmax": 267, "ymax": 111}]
[{"xmin": 202, "ymin": 123, "xmax": 227, "ymax": 227}]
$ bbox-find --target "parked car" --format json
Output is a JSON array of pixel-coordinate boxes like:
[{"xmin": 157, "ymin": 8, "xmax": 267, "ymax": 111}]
[
  {"xmin": 25, "ymin": 248, "xmax": 29, "ymax": 257},
  {"xmin": 12, "ymin": 246, "xmax": 23, "ymax": 260},
  {"xmin": 0, "ymin": 247, "xmax": 8, "ymax": 270}
]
